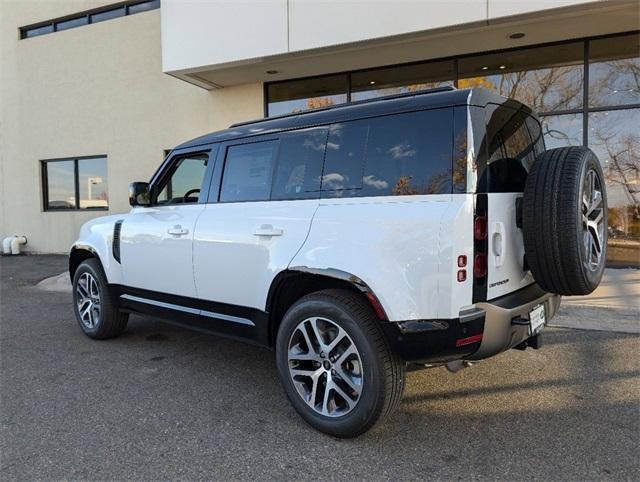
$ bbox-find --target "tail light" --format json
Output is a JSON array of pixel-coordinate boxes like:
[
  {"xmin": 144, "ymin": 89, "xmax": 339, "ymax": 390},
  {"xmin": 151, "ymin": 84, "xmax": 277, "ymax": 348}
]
[
  {"xmin": 474, "ymin": 253, "xmax": 487, "ymax": 278},
  {"xmin": 474, "ymin": 216, "xmax": 488, "ymax": 240}
]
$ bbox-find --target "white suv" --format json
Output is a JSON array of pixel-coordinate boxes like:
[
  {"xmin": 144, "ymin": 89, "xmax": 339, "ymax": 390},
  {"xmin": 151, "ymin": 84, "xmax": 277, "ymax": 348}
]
[{"xmin": 70, "ymin": 87, "xmax": 607, "ymax": 437}]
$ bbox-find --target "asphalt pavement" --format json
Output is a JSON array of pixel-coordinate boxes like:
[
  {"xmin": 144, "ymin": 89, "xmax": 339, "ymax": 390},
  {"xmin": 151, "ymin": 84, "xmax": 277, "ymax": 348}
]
[{"xmin": 1, "ymin": 255, "xmax": 638, "ymax": 480}]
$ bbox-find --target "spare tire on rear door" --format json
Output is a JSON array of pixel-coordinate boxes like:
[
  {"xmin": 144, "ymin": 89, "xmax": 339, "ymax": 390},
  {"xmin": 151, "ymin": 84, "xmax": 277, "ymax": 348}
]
[{"xmin": 522, "ymin": 146, "xmax": 607, "ymax": 296}]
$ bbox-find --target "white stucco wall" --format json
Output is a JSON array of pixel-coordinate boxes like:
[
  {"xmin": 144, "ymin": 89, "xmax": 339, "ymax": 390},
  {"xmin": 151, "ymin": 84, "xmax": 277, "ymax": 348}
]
[{"xmin": 161, "ymin": 0, "xmax": 601, "ymax": 75}]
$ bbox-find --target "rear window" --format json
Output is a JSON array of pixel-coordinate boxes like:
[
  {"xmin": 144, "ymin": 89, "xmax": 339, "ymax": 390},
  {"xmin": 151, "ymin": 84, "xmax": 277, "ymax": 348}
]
[
  {"xmin": 484, "ymin": 104, "xmax": 539, "ymax": 192},
  {"xmin": 321, "ymin": 108, "xmax": 454, "ymax": 198}
]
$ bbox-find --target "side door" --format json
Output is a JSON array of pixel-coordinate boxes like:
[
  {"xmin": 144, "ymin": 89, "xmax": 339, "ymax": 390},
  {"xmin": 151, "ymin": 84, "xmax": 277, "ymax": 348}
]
[
  {"xmin": 193, "ymin": 127, "xmax": 327, "ymax": 334},
  {"xmin": 119, "ymin": 147, "xmax": 215, "ymax": 300}
]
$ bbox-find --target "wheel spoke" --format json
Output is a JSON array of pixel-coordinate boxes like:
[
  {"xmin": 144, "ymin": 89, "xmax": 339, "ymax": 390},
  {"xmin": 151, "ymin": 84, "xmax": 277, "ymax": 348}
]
[
  {"xmin": 330, "ymin": 379, "xmax": 357, "ymax": 409},
  {"xmin": 308, "ymin": 318, "xmax": 327, "ymax": 350},
  {"xmin": 335, "ymin": 365, "xmax": 362, "ymax": 394},
  {"xmin": 321, "ymin": 374, "xmax": 332, "ymax": 415}
]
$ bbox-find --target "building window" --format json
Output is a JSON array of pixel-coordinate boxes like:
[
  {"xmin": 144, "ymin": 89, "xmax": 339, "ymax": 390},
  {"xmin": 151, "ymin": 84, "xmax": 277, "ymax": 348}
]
[
  {"xmin": 20, "ymin": 1, "xmax": 160, "ymax": 39},
  {"xmin": 267, "ymin": 74, "xmax": 348, "ymax": 117},
  {"xmin": 42, "ymin": 157, "xmax": 108, "ymax": 211},
  {"xmin": 351, "ymin": 60, "xmax": 455, "ymax": 102}
]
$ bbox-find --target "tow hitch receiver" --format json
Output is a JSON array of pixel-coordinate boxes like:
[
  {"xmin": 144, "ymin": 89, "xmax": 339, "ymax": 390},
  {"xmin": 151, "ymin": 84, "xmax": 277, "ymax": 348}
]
[{"xmin": 514, "ymin": 333, "xmax": 542, "ymax": 351}]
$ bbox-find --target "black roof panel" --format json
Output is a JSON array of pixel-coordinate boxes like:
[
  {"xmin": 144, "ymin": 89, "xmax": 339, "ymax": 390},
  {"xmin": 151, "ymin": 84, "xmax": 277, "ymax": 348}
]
[{"xmin": 174, "ymin": 87, "xmax": 519, "ymax": 150}]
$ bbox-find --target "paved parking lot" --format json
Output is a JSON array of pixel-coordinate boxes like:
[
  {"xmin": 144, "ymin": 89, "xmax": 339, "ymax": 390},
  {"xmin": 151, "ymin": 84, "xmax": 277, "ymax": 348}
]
[{"xmin": 1, "ymin": 255, "xmax": 639, "ymax": 480}]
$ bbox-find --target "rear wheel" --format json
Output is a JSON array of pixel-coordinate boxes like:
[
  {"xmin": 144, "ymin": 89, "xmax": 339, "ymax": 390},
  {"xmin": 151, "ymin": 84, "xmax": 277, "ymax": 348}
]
[
  {"xmin": 522, "ymin": 146, "xmax": 608, "ymax": 295},
  {"xmin": 72, "ymin": 259, "xmax": 128, "ymax": 339},
  {"xmin": 276, "ymin": 289, "xmax": 404, "ymax": 438}
]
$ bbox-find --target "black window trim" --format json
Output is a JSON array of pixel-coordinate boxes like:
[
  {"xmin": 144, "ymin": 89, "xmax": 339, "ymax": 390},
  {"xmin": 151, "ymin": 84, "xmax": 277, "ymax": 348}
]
[
  {"xmin": 19, "ymin": 0, "xmax": 160, "ymax": 39},
  {"xmin": 41, "ymin": 155, "xmax": 108, "ymax": 212}
]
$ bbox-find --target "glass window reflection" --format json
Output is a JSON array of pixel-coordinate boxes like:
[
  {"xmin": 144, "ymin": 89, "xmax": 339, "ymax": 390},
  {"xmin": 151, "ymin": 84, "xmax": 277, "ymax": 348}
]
[
  {"xmin": 267, "ymin": 75, "xmax": 348, "ymax": 116},
  {"xmin": 78, "ymin": 157, "xmax": 109, "ymax": 209},
  {"xmin": 458, "ymin": 43, "xmax": 584, "ymax": 113},
  {"xmin": 540, "ymin": 114, "xmax": 583, "ymax": 149},
  {"xmin": 351, "ymin": 61, "xmax": 454, "ymax": 101},
  {"xmin": 45, "ymin": 160, "xmax": 76, "ymax": 210},
  {"xmin": 589, "ymin": 33, "xmax": 640, "ymax": 107}
]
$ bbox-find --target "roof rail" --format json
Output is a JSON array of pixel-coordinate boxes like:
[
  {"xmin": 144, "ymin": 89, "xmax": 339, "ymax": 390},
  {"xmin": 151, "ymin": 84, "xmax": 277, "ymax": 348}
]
[{"xmin": 230, "ymin": 85, "xmax": 457, "ymax": 128}]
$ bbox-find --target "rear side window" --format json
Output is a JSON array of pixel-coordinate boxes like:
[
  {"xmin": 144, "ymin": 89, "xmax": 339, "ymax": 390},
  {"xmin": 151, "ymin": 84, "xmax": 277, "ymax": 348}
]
[
  {"xmin": 220, "ymin": 141, "xmax": 278, "ymax": 202},
  {"xmin": 321, "ymin": 109, "xmax": 454, "ymax": 198},
  {"xmin": 321, "ymin": 122, "xmax": 369, "ymax": 194},
  {"xmin": 271, "ymin": 127, "xmax": 328, "ymax": 200},
  {"xmin": 363, "ymin": 110, "xmax": 452, "ymax": 196}
]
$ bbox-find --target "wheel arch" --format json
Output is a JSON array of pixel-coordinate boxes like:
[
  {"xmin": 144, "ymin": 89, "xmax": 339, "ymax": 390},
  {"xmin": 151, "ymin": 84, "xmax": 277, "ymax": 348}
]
[
  {"xmin": 69, "ymin": 244, "xmax": 101, "ymax": 281},
  {"xmin": 266, "ymin": 267, "xmax": 387, "ymax": 347}
]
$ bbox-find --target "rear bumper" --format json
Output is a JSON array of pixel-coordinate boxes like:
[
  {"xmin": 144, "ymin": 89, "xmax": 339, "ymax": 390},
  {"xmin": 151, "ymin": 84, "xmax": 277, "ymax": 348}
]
[
  {"xmin": 381, "ymin": 283, "xmax": 560, "ymax": 364},
  {"xmin": 466, "ymin": 283, "xmax": 561, "ymax": 361}
]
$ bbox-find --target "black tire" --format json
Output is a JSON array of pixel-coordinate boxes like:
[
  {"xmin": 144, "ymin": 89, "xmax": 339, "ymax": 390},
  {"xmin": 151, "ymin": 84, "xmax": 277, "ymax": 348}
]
[
  {"xmin": 72, "ymin": 258, "xmax": 128, "ymax": 339},
  {"xmin": 523, "ymin": 146, "xmax": 608, "ymax": 295},
  {"xmin": 275, "ymin": 289, "xmax": 405, "ymax": 438}
]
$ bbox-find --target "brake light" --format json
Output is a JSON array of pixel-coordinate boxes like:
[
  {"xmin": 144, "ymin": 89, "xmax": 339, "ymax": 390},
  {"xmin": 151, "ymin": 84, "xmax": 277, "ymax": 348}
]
[
  {"xmin": 457, "ymin": 270, "xmax": 467, "ymax": 282},
  {"xmin": 474, "ymin": 253, "xmax": 487, "ymax": 278},
  {"xmin": 457, "ymin": 255, "xmax": 467, "ymax": 267},
  {"xmin": 455, "ymin": 333, "xmax": 483, "ymax": 347},
  {"xmin": 474, "ymin": 216, "xmax": 488, "ymax": 240}
]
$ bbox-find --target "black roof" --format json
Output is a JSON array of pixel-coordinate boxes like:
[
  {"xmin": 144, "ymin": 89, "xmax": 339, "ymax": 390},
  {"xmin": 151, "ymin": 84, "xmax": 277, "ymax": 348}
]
[{"xmin": 173, "ymin": 87, "xmax": 519, "ymax": 151}]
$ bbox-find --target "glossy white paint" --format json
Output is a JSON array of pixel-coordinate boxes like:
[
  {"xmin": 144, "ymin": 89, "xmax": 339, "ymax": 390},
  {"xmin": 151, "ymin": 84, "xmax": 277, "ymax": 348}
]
[
  {"xmin": 193, "ymin": 199, "xmax": 318, "ymax": 309},
  {"xmin": 290, "ymin": 195, "xmax": 453, "ymax": 322},
  {"xmin": 436, "ymin": 194, "xmax": 475, "ymax": 319},
  {"xmin": 119, "ymin": 204, "xmax": 205, "ymax": 298},
  {"xmin": 486, "ymin": 193, "xmax": 534, "ymax": 299},
  {"xmin": 71, "ymin": 214, "xmax": 125, "ymax": 285}
]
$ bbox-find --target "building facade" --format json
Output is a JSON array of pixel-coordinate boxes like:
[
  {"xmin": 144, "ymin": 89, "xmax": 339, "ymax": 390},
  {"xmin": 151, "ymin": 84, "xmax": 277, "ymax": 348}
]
[{"xmin": 1, "ymin": 0, "xmax": 638, "ymax": 265}]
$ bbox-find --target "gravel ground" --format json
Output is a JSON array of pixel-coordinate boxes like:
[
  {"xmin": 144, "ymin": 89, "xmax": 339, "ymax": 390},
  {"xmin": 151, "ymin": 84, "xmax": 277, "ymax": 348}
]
[{"xmin": 1, "ymin": 255, "xmax": 639, "ymax": 480}]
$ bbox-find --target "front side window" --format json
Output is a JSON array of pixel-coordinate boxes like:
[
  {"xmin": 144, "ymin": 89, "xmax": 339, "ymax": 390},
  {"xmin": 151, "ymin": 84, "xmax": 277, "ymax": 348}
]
[
  {"xmin": 220, "ymin": 141, "xmax": 278, "ymax": 202},
  {"xmin": 156, "ymin": 154, "xmax": 208, "ymax": 204},
  {"xmin": 42, "ymin": 156, "xmax": 108, "ymax": 211}
]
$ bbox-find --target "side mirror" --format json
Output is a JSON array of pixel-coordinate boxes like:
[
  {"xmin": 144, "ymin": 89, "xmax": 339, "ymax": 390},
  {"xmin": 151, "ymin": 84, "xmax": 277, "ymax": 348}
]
[{"xmin": 129, "ymin": 182, "xmax": 150, "ymax": 207}]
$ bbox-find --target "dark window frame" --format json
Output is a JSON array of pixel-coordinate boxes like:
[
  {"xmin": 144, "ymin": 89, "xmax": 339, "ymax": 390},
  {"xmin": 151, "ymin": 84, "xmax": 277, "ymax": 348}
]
[
  {"xmin": 41, "ymin": 155, "xmax": 108, "ymax": 212},
  {"xmin": 19, "ymin": 0, "xmax": 160, "ymax": 39}
]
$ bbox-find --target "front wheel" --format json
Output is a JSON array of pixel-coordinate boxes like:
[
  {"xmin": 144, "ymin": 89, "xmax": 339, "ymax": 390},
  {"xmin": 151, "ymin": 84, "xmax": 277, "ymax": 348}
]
[
  {"xmin": 72, "ymin": 258, "xmax": 128, "ymax": 339},
  {"xmin": 276, "ymin": 289, "xmax": 405, "ymax": 438}
]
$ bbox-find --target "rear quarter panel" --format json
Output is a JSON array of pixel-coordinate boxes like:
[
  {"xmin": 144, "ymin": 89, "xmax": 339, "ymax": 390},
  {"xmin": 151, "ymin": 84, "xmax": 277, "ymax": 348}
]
[{"xmin": 290, "ymin": 194, "xmax": 473, "ymax": 321}]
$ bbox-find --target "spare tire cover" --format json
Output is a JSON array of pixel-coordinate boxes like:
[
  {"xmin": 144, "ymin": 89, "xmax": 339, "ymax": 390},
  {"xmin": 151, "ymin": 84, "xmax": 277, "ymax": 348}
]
[{"xmin": 522, "ymin": 146, "xmax": 608, "ymax": 295}]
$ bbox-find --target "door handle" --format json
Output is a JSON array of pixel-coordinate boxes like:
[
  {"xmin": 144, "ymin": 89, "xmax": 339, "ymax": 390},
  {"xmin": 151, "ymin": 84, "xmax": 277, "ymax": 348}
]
[
  {"xmin": 492, "ymin": 222, "xmax": 505, "ymax": 267},
  {"xmin": 167, "ymin": 225, "xmax": 189, "ymax": 236},
  {"xmin": 253, "ymin": 224, "xmax": 283, "ymax": 237}
]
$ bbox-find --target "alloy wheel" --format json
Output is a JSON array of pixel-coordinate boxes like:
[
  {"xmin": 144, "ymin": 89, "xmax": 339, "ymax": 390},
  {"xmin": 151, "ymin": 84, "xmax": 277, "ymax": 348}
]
[
  {"xmin": 581, "ymin": 169, "xmax": 605, "ymax": 271},
  {"xmin": 287, "ymin": 317, "xmax": 363, "ymax": 417},
  {"xmin": 76, "ymin": 272, "xmax": 101, "ymax": 329}
]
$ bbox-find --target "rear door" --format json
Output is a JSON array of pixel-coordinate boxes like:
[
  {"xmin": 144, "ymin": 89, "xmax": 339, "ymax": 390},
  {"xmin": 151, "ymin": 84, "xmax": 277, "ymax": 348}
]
[
  {"xmin": 193, "ymin": 127, "xmax": 328, "ymax": 314},
  {"xmin": 483, "ymin": 104, "xmax": 544, "ymax": 299}
]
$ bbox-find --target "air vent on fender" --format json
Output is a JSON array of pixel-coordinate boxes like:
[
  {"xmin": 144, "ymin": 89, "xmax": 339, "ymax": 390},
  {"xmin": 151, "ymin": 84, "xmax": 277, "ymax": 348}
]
[{"xmin": 112, "ymin": 219, "xmax": 124, "ymax": 263}]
